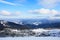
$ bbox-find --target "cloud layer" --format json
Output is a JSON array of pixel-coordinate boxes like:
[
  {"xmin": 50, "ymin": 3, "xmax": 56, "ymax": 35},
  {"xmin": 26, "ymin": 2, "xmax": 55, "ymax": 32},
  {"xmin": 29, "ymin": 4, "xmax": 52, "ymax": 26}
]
[
  {"xmin": 28, "ymin": 8, "xmax": 59, "ymax": 17},
  {"xmin": 38, "ymin": 0, "xmax": 60, "ymax": 8},
  {"xmin": 0, "ymin": 10, "xmax": 11, "ymax": 16},
  {"xmin": 0, "ymin": 0, "xmax": 25, "ymax": 6},
  {"xmin": 0, "ymin": 0, "xmax": 60, "ymax": 19},
  {"xmin": 0, "ymin": 10, "xmax": 22, "ymax": 16},
  {"xmin": 0, "ymin": 0, "xmax": 17, "ymax": 6}
]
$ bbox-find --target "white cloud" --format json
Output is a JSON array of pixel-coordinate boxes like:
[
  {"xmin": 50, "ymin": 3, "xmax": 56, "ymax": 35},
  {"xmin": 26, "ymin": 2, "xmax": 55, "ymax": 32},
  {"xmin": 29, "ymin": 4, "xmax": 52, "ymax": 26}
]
[
  {"xmin": 37, "ymin": 0, "xmax": 60, "ymax": 8},
  {"xmin": 39, "ymin": 8, "xmax": 50, "ymax": 14},
  {"xmin": 28, "ymin": 8, "xmax": 59, "ymax": 17},
  {"xmin": 0, "ymin": 10, "xmax": 11, "ymax": 16},
  {"xmin": 0, "ymin": 10, "xmax": 22, "ymax": 16},
  {"xmin": 0, "ymin": 10, "xmax": 24, "ymax": 18},
  {"xmin": 0, "ymin": 0, "xmax": 17, "ymax": 6},
  {"xmin": 15, "ymin": 11, "xmax": 21, "ymax": 15}
]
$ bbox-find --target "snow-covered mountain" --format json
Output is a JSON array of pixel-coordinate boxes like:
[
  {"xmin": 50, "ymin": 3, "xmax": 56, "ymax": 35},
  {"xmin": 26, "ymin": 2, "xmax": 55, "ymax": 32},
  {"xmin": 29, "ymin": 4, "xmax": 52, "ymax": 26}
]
[
  {"xmin": 0, "ymin": 20, "xmax": 60, "ymax": 37},
  {"xmin": 0, "ymin": 19, "xmax": 60, "ymax": 30}
]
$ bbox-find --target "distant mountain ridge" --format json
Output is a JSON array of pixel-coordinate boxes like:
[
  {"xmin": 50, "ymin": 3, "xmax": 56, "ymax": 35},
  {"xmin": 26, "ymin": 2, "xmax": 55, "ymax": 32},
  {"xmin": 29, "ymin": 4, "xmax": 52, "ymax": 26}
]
[
  {"xmin": 0, "ymin": 20, "xmax": 31, "ymax": 30},
  {"xmin": 0, "ymin": 19, "xmax": 60, "ymax": 30}
]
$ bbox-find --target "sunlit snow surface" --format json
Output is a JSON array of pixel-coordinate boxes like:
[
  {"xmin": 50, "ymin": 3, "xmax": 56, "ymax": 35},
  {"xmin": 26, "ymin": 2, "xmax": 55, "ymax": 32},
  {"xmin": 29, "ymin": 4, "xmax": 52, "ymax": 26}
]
[{"xmin": 0, "ymin": 37, "xmax": 60, "ymax": 40}]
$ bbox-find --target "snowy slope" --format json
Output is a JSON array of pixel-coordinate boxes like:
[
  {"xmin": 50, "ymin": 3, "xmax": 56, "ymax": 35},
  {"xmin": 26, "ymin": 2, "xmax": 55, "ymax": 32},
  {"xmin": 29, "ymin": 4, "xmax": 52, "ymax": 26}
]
[{"xmin": 0, "ymin": 37, "xmax": 60, "ymax": 40}]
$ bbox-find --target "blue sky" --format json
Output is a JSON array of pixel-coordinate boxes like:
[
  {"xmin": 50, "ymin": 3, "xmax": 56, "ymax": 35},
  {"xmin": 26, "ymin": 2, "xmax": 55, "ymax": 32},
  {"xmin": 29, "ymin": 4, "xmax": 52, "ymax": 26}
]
[{"xmin": 0, "ymin": 0, "xmax": 60, "ymax": 19}]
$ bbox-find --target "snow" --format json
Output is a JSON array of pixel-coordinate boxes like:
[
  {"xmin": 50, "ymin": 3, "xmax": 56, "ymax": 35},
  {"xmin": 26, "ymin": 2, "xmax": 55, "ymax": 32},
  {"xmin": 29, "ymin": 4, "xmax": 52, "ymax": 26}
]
[
  {"xmin": 31, "ymin": 28, "xmax": 60, "ymax": 37},
  {"xmin": 0, "ymin": 37, "xmax": 60, "ymax": 40},
  {"xmin": 32, "ymin": 28, "xmax": 49, "ymax": 33},
  {"xmin": 33, "ymin": 22, "xmax": 42, "ymax": 25}
]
